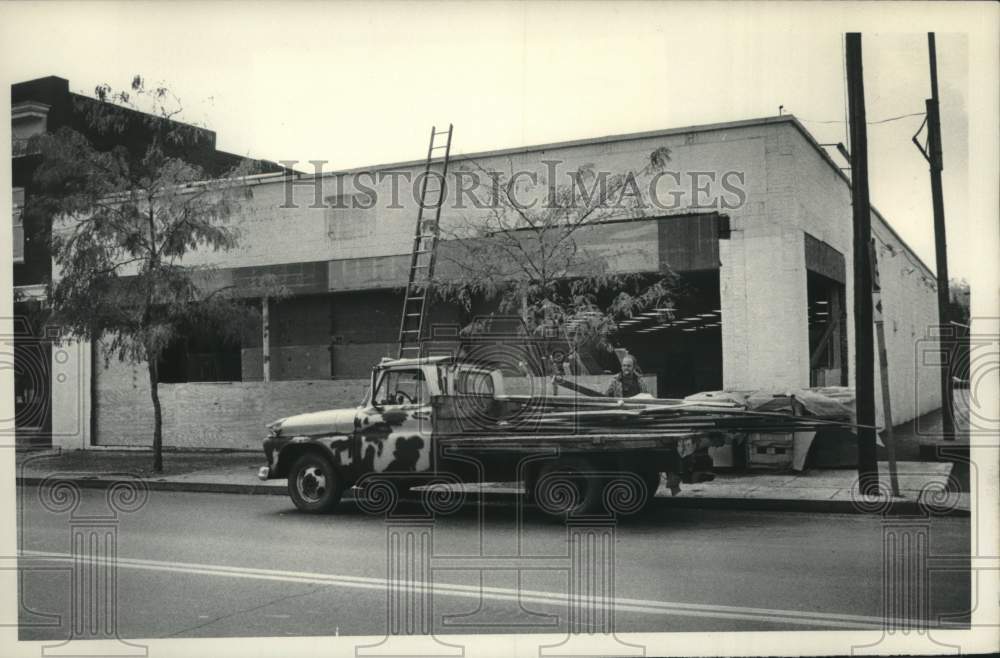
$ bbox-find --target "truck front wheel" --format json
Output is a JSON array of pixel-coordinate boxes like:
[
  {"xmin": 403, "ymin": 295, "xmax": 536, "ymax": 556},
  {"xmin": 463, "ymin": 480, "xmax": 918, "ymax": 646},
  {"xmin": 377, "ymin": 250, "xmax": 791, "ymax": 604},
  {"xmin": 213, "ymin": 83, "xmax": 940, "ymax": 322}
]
[{"xmin": 288, "ymin": 453, "xmax": 343, "ymax": 513}]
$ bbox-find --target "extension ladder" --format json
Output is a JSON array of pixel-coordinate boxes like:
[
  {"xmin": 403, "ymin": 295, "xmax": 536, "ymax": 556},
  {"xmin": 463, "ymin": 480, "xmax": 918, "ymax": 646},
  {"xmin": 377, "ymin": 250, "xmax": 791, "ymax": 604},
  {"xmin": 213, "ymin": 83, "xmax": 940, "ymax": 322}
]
[{"xmin": 397, "ymin": 124, "xmax": 453, "ymax": 358}]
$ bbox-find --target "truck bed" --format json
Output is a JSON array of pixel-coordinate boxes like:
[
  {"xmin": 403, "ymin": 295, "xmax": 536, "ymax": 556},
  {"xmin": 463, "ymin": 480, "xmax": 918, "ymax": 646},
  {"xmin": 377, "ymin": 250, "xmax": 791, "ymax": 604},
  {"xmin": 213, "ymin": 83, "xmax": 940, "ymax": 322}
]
[
  {"xmin": 436, "ymin": 429, "xmax": 704, "ymax": 451},
  {"xmin": 430, "ymin": 393, "xmax": 854, "ymax": 453}
]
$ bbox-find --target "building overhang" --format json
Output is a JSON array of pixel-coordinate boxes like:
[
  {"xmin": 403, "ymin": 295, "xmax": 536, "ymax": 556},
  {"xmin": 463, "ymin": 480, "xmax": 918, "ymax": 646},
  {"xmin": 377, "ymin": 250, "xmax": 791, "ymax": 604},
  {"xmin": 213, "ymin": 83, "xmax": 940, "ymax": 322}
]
[
  {"xmin": 13, "ymin": 284, "xmax": 48, "ymax": 301},
  {"xmin": 12, "ymin": 101, "xmax": 52, "ymax": 156},
  {"xmin": 12, "ymin": 100, "xmax": 52, "ymax": 121}
]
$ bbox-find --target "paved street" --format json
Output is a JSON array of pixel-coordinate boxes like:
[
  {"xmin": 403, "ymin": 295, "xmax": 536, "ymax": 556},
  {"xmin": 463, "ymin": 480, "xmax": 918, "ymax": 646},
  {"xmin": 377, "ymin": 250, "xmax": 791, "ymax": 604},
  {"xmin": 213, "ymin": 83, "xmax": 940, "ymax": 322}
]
[{"xmin": 16, "ymin": 486, "xmax": 970, "ymax": 640}]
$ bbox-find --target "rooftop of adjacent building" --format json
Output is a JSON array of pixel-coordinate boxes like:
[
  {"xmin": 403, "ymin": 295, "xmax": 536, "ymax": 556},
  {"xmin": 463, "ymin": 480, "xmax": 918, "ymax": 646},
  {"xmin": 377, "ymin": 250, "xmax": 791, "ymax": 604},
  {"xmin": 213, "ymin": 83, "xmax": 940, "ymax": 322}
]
[{"xmin": 12, "ymin": 75, "xmax": 287, "ymax": 178}]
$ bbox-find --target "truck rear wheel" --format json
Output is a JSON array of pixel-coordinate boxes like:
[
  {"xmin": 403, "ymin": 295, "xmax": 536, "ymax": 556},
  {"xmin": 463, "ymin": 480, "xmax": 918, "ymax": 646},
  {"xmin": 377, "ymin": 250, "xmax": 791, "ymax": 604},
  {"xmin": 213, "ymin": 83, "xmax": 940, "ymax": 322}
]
[
  {"xmin": 626, "ymin": 467, "xmax": 661, "ymax": 515},
  {"xmin": 288, "ymin": 453, "xmax": 343, "ymax": 513},
  {"xmin": 534, "ymin": 456, "xmax": 604, "ymax": 518},
  {"xmin": 641, "ymin": 469, "xmax": 661, "ymax": 498}
]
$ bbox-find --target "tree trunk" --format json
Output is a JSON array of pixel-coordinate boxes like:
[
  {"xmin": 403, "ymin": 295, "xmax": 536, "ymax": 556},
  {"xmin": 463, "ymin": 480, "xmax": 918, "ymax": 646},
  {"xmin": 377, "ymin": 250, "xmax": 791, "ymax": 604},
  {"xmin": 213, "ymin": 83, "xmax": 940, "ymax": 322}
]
[{"xmin": 147, "ymin": 357, "xmax": 163, "ymax": 473}]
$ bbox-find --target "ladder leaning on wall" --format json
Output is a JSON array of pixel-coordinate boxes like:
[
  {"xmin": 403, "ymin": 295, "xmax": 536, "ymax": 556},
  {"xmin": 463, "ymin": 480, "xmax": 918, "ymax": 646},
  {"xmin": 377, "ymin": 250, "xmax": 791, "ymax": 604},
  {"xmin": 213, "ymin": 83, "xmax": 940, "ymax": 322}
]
[{"xmin": 397, "ymin": 124, "xmax": 453, "ymax": 359}]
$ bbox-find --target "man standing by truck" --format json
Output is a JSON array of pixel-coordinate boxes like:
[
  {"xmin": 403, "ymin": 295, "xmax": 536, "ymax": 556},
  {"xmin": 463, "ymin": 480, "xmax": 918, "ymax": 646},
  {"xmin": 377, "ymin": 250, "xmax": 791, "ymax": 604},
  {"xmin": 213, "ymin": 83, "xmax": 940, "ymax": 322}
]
[
  {"xmin": 607, "ymin": 353, "xmax": 688, "ymax": 495},
  {"xmin": 605, "ymin": 354, "xmax": 647, "ymax": 398}
]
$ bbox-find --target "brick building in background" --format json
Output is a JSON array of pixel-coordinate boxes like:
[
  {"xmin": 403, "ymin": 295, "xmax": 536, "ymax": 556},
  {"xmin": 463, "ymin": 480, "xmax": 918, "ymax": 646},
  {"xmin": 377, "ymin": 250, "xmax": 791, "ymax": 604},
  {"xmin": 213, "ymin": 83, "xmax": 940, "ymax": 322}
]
[
  {"xmin": 40, "ymin": 115, "xmax": 943, "ymax": 451},
  {"xmin": 10, "ymin": 75, "xmax": 284, "ymax": 449}
]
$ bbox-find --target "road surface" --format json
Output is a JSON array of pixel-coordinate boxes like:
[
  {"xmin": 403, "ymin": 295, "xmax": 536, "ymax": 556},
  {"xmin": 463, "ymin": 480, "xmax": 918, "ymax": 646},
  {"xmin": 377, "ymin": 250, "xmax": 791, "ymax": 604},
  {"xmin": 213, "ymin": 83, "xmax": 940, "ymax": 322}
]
[{"xmin": 15, "ymin": 486, "xmax": 970, "ymax": 640}]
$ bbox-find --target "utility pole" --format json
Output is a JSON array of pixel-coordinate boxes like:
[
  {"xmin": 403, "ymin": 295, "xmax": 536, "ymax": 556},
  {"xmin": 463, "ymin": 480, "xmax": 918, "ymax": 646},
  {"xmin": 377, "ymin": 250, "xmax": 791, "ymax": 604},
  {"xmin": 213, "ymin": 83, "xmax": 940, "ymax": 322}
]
[
  {"xmin": 870, "ymin": 240, "xmax": 900, "ymax": 496},
  {"xmin": 918, "ymin": 32, "xmax": 955, "ymax": 439},
  {"xmin": 845, "ymin": 33, "xmax": 880, "ymax": 496}
]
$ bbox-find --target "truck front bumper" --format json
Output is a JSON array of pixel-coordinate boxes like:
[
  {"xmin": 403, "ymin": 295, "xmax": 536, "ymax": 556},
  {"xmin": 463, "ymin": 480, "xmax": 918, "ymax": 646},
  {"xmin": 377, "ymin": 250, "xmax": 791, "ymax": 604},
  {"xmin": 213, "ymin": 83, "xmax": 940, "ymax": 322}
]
[{"xmin": 260, "ymin": 436, "xmax": 284, "ymax": 479}]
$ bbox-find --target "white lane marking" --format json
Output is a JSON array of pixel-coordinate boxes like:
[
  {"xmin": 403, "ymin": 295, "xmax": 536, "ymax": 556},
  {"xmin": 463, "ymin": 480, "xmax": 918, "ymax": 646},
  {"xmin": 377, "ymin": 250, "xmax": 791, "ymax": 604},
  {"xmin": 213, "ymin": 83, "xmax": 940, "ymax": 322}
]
[{"xmin": 20, "ymin": 550, "xmax": 902, "ymax": 629}]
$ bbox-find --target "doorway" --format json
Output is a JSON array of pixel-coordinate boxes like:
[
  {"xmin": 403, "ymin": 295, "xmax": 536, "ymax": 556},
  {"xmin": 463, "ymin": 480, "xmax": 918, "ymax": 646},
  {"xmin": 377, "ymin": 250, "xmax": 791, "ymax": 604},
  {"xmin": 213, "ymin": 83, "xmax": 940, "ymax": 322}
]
[{"xmin": 807, "ymin": 271, "xmax": 848, "ymax": 387}]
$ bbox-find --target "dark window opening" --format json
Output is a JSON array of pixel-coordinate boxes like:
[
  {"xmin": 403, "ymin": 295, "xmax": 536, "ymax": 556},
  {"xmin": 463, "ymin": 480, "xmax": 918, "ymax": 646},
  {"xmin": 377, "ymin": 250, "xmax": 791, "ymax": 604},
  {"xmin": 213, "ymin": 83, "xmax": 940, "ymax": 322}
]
[
  {"xmin": 619, "ymin": 270, "xmax": 723, "ymax": 397},
  {"xmin": 158, "ymin": 330, "xmax": 242, "ymax": 383}
]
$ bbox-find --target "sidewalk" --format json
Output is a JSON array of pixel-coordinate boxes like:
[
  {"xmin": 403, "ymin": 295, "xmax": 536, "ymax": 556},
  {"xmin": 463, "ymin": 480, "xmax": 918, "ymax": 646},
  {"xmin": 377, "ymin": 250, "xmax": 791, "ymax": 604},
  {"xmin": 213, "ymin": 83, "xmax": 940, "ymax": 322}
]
[{"xmin": 14, "ymin": 449, "xmax": 966, "ymax": 516}]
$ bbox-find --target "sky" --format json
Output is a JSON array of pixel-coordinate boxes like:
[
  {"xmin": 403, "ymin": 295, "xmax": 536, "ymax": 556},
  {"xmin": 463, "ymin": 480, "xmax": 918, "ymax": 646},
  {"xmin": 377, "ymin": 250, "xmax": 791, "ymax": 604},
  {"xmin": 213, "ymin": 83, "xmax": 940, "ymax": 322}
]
[{"xmin": 1, "ymin": 2, "xmax": 996, "ymax": 287}]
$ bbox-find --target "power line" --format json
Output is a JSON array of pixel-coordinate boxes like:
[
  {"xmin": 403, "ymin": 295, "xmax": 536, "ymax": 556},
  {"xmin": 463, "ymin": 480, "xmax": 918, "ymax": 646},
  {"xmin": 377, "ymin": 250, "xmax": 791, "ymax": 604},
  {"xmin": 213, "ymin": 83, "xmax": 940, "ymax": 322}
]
[
  {"xmin": 797, "ymin": 111, "xmax": 926, "ymax": 126},
  {"xmin": 869, "ymin": 112, "xmax": 927, "ymax": 125}
]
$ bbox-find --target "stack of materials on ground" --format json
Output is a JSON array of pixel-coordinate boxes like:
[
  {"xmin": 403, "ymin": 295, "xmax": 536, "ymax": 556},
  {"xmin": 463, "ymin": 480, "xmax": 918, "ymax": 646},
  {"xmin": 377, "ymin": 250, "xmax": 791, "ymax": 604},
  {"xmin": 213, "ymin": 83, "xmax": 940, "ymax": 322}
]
[{"xmin": 683, "ymin": 388, "xmax": 871, "ymax": 471}]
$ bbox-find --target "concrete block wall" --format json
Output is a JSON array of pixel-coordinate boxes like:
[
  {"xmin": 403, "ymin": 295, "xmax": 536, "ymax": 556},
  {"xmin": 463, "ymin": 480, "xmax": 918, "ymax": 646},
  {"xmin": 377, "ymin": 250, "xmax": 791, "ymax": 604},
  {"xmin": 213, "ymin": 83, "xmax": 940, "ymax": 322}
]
[
  {"xmin": 331, "ymin": 342, "xmax": 397, "ymax": 379},
  {"xmin": 787, "ymin": 125, "xmax": 942, "ymax": 424},
  {"xmin": 174, "ymin": 124, "xmax": 773, "ymax": 270},
  {"xmin": 718, "ymin": 123, "xmax": 810, "ymax": 390},
  {"xmin": 241, "ymin": 345, "xmax": 332, "ymax": 381},
  {"xmin": 722, "ymin": 229, "xmax": 810, "ymax": 389},
  {"xmin": 869, "ymin": 216, "xmax": 943, "ymax": 423},
  {"xmin": 91, "ymin": 356, "xmax": 658, "ymax": 450},
  {"xmin": 93, "ymin": 350, "xmax": 370, "ymax": 450}
]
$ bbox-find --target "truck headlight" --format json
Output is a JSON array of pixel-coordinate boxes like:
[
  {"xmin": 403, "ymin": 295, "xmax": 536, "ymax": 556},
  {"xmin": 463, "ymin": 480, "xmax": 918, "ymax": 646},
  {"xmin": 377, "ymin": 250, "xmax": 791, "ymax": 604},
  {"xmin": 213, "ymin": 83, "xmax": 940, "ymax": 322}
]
[{"xmin": 266, "ymin": 418, "xmax": 286, "ymax": 438}]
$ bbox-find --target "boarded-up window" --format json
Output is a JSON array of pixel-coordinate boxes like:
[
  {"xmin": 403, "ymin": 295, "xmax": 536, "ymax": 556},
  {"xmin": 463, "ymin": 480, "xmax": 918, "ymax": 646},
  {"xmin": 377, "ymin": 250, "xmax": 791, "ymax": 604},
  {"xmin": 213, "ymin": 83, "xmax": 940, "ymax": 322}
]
[
  {"xmin": 12, "ymin": 187, "xmax": 24, "ymax": 263},
  {"xmin": 657, "ymin": 213, "xmax": 724, "ymax": 272},
  {"xmin": 328, "ymin": 254, "xmax": 410, "ymax": 291},
  {"xmin": 804, "ymin": 232, "xmax": 846, "ymax": 283}
]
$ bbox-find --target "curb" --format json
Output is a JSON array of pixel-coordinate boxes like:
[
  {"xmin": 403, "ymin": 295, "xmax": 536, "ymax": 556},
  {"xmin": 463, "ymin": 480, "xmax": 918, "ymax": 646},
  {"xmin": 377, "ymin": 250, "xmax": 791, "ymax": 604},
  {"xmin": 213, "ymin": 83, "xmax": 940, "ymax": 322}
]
[
  {"xmin": 16, "ymin": 476, "xmax": 287, "ymax": 497},
  {"xmin": 650, "ymin": 494, "xmax": 968, "ymax": 517},
  {"xmin": 15, "ymin": 476, "xmax": 970, "ymax": 517}
]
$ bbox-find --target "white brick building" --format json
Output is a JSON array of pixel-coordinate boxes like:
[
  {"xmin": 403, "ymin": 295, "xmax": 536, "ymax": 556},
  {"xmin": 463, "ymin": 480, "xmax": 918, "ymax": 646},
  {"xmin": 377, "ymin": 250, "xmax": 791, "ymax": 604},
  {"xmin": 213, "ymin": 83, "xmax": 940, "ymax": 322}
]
[{"xmin": 51, "ymin": 115, "xmax": 943, "ymax": 450}]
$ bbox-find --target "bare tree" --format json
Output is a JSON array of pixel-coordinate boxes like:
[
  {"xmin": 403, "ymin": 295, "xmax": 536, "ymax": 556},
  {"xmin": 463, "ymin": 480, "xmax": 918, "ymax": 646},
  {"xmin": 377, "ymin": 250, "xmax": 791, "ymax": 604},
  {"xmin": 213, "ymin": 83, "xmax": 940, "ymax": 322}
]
[{"xmin": 435, "ymin": 147, "xmax": 680, "ymax": 368}]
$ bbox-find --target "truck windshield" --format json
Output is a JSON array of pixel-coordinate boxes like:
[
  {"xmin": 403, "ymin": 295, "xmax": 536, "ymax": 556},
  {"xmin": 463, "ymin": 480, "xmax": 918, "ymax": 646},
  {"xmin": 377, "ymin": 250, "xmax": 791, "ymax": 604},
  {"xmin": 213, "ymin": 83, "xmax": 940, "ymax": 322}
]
[{"xmin": 373, "ymin": 368, "xmax": 429, "ymax": 406}]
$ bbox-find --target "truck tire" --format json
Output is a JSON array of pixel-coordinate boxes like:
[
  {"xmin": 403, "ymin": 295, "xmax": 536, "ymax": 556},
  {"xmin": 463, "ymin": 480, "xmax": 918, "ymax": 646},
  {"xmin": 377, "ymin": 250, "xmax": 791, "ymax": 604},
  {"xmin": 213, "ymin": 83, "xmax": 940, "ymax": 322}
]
[
  {"xmin": 641, "ymin": 469, "xmax": 661, "ymax": 498},
  {"xmin": 628, "ymin": 467, "xmax": 661, "ymax": 515},
  {"xmin": 288, "ymin": 453, "xmax": 343, "ymax": 513},
  {"xmin": 534, "ymin": 456, "xmax": 604, "ymax": 518}
]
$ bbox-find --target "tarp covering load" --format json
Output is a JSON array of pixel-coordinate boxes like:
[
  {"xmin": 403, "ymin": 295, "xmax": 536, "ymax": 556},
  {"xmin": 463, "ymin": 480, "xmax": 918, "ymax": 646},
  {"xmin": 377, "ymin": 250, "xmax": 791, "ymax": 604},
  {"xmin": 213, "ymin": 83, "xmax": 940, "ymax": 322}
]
[{"xmin": 684, "ymin": 387, "xmax": 884, "ymax": 431}]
